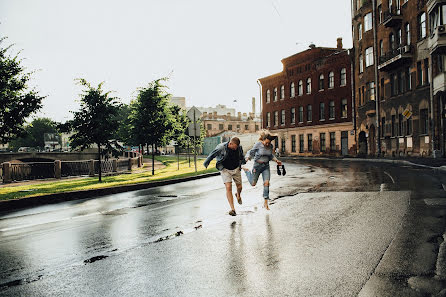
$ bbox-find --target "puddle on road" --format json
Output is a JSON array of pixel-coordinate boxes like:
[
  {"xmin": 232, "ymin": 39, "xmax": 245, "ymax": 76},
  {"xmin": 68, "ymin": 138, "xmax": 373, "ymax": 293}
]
[{"xmin": 0, "ymin": 274, "xmax": 43, "ymax": 291}]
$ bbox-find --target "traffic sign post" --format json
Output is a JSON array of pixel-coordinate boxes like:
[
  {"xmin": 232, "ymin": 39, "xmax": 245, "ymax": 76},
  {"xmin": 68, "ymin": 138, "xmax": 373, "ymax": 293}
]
[{"xmin": 186, "ymin": 107, "xmax": 202, "ymax": 172}]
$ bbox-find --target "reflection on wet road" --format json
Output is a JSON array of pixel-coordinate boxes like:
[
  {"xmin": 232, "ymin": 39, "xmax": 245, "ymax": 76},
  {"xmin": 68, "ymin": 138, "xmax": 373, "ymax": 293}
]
[{"xmin": 0, "ymin": 160, "xmax": 444, "ymax": 296}]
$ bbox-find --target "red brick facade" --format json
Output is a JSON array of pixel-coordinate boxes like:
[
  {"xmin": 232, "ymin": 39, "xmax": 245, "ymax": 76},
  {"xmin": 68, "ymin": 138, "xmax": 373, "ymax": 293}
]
[{"xmin": 259, "ymin": 43, "xmax": 355, "ymax": 156}]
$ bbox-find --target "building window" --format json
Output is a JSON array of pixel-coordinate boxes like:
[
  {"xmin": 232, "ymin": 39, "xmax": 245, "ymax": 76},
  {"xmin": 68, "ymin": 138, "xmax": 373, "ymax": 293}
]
[
  {"xmin": 319, "ymin": 74, "xmax": 324, "ymax": 91},
  {"xmin": 266, "ymin": 112, "xmax": 271, "ymax": 127},
  {"xmin": 420, "ymin": 108, "xmax": 428, "ymax": 134},
  {"xmin": 255, "ymin": 125, "xmax": 259, "ymax": 131},
  {"xmin": 298, "ymin": 106, "xmax": 304, "ymax": 123},
  {"xmin": 378, "ymin": 5, "xmax": 383, "ymax": 23},
  {"xmin": 266, "ymin": 89, "xmax": 271, "ymax": 103},
  {"xmin": 405, "ymin": 23, "xmax": 410, "ymax": 45},
  {"xmin": 329, "ymin": 71, "xmax": 334, "ymax": 88},
  {"xmin": 245, "ymin": 124, "xmax": 249, "ymax": 130},
  {"xmin": 319, "ymin": 102, "xmax": 325, "ymax": 120},
  {"xmin": 369, "ymin": 81, "xmax": 375, "ymax": 101},
  {"xmin": 299, "ymin": 134, "xmax": 304, "ymax": 153},
  {"xmin": 330, "ymin": 132, "xmax": 336, "ymax": 151},
  {"xmin": 281, "ymin": 138, "xmax": 285, "ymax": 153},
  {"xmin": 308, "ymin": 134, "xmax": 313, "ymax": 152},
  {"xmin": 307, "ymin": 104, "xmax": 313, "ymax": 122},
  {"xmin": 207, "ymin": 124, "xmax": 212, "ymax": 130},
  {"xmin": 320, "ymin": 133, "xmax": 326, "ymax": 152},
  {"xmin": 280, "ymin": 85, "xmax": 285, "ymax": 100},
  {"xmin": 358, "ymin": 23, "xmax": 362, "ymax": 41},
  {"xmin": 329, "ymin": 100, "xmax": 335, "ymax": 119},
  {"xmin": 396, "ymin": 28, "xmax": 402, "ymax": 47},
  {"xmin": 340, "ymin": 68, "xmax": 347, "ymax": 86},
  {"xmin": 281, "ymin": 109, "xmax": 285, "ymax": 125},
  {"xmin": 219, "ymin": 124, "xmax": 223, "ymax": 130},
  {"xmin": 359, "ymin": 54, "xmax": 364, "ymax": 73},
  {"xmin": 406, "ymin": 117, "xmax": 412, "ymax": 135},
  {"xmin": 228, "ymin": 124, "xmax": 233, "ymax": 131},
  {"xmin": 358, "ymin": 87, "xmax": 362, "ymax": 105},
  {"xmin": 298, "ymin": 80, "xmax": 303, "ymax": 95},
  {"xmin": 291, "ymin": 108, "xmax": 296, "ymax": 124},
  {"xmin": 389, "ymin": 0, "xmax": 393, "ymax": 10},
  {"xmin": 419, "ymin": 12, "xmax": 426, "ymax": 39},
  {"xmin": 417, "ymin": 61, "xmax": 423, "ymax": 86},
  {"xmin": 273, "ymin": 88, "xmax": 278, "ymax": 101},
  {"xmin": 391, "ymin": 115, "xmax": 396, "ymax": 136},
  {"xmin": 290, "ymin": 82, "xmax": 295, "ymax": 98},
  {"xmin": 291, "ymin": 135, "xmax": 296, "ymax": 152},
  {"xmin": 236, "ymin": 124, "xmax": 240, "ymax": 130},
  {"xmin": 341, "ymin": 99, "xmax": 348, "ymax": 118},
  {"xmin": 398, "ymin": 114, "xmax": 403, "ymax": 136},
  {"xmin": 306, "ymin": 78, "xmax": 312, "ymax": 94},
  {"xmin": 365, "ymin": 47, "xmax": 374, "ymax": 67},
  {"xmin": 274, "ymin": 111, "xmax": 279, "ymax": 126},
  {"xmin": 424, "ymin": 58, "xmax": 429, "ymax": 84},
  {"xmin": 391, "ymin": 73, "xmax": 398, "ymax": 96},
  {"xmin": 390, "ymin": 33, "xmax": 395, "ymax": 50},
  {"xmin": 379, "ymin": 40, "xmax": 383, "ymax": 56},
  {"xmin": 381, "ymin": 117, "xmax": 386, "ymax": 136},
  {"xmin": 364, "ymin": 12, "xmax": 373, "ymax": 32}
]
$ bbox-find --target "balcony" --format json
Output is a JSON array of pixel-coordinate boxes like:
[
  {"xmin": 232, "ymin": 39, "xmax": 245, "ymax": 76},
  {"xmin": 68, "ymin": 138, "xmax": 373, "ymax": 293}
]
[
  {"xmin": 378, "ymin": 45, "xmax": 413, "ymax": 71},
  {"xmin": 428, "ymin": 24, "xmax": 446, "ymax": 54},
  {"xmin": 382, "ymin": 9, "xmax": 402, "ymax": 28},
  {"xmin": 433, "ymin": 72, "xmax": 446, "ymax": 95}
]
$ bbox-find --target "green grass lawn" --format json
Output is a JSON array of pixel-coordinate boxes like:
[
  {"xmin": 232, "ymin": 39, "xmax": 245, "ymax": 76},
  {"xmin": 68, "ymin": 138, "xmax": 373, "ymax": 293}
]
[{"xmin": 0, "ymin": 156, "xmax": 217, "ymax": 201}]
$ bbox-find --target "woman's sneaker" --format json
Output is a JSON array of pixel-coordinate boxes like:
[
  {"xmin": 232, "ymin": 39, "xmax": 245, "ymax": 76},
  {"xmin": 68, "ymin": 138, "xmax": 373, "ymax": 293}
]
[{"xmin": 228, "ymin": 210, "xmax": 236, "ymax": 216}]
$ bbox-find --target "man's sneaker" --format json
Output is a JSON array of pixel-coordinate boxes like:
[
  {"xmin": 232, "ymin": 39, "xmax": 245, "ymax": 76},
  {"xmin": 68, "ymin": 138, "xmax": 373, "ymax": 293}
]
[{"xmin": 228, "ymin": 210, "xmax": 236, "ymax": 216}]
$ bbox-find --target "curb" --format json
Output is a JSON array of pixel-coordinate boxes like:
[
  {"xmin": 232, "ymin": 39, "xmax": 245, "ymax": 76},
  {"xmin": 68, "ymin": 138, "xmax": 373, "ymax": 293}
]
[
  {"xmin": 280, "ymin": 156, "xmax": 446, "ymax": 172},
  {"xmin": 0, "ymin": 172, "xmax": 220, "ymax": 212}
]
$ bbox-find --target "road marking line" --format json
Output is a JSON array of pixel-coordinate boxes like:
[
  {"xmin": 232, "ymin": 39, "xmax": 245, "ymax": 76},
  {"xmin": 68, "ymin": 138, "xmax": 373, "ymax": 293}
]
[{"xmin": 384, "ymin": 171, "xmax": 395, "ymax": 184}]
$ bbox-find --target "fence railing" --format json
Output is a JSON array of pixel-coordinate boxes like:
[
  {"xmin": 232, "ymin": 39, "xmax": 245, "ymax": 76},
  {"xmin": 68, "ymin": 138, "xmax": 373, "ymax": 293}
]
[
  {"xmin": 61, "ymin": 161, "xmax": 90, "ymax": 177},
  {"xmin": 10, "ymin": 162, "xmax": 55, "ymax": 181},
  {"xmin": 1, "ymin": 153, "xmax": 143, "ymax": 183}
]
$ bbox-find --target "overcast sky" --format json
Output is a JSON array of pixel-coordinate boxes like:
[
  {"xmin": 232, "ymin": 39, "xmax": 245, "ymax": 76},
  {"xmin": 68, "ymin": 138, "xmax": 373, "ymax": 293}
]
[{"xmin": 0, "ymin": 0, "xmax": 353, "ymax": 122}]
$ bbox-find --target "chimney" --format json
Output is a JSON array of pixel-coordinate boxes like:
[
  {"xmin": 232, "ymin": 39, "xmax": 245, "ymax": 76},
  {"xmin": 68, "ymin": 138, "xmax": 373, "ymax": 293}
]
[
  {"xmin": 213, "ymin": 111, "xmax": 217, "ymax": 117},
  {"xmin": 337, "ymin": 37, "xmax": 343, "ymax": 49},
  {"xmin": 252, "ymin": 97, "xmax": 256, "ymax": 115}
]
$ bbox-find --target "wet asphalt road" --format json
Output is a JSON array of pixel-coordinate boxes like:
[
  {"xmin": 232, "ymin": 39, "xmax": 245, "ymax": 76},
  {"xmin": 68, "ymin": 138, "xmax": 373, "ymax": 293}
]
[{"xmin": 0, "ymin": 160, "xmax": 445, "ymax": 296}]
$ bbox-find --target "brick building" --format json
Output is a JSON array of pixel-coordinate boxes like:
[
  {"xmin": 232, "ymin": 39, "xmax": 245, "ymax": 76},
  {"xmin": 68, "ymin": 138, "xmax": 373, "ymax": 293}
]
[
  {"xmin": 259, "ymin": 39, "xmax": 355, "ymax": 156},
  {"xmin": 351, "ymin": 0, "xmax": 445, "ymax": 157}
]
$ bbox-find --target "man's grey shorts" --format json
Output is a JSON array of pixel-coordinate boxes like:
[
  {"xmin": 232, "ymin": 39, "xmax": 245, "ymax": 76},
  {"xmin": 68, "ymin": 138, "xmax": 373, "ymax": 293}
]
[{"xmin": 220, "ymin": 168, "xmax": 242, "ymax": 184}]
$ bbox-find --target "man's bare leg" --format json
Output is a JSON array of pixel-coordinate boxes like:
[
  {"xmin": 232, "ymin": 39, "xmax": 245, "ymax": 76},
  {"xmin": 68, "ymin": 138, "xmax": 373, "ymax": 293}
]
[
  {"xmin": 225, "ymin": 182, "xmax": 236, "ymax": 212},
  {"xmin": 235, "ymin": 183, "xmax": 242, "ymax": 204}
]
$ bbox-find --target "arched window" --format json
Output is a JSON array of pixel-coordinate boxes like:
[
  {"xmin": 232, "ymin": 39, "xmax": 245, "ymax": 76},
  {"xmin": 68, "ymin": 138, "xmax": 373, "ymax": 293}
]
[
  {"xmin": 266, "ymin": 89, "xmax": 271, "ymax": 103},
  {"xmin": 306, "ymin": 78, "xmax": 312, "ymax": 94},
  {"xmin": 390, "ymin": 33, "xmax": 395, "ymax": 50},
  {"xmin": 290, "ymin": 82, "xmax": 295, "ymax": 98},
  {"xmin": 319, "ymin": 74, "xmax": 324, "ymax": 91},
  {"xmin": 280, "ymin": 85, "xmax": 285, "ymax": 99},
  {"xmin": 298, "ymin": 80, "xmax": 303, "ymax": 95},
  {"xmin": 273, "ymin": 87, "xmax": 278, "ymax": 101},
  {"xmin": 329, "ymin": 72, "xmax": 334, "ymax": 88},
  {"xmin": 405, "ymin": 23, "xmax": 410, "ymax": 45}
]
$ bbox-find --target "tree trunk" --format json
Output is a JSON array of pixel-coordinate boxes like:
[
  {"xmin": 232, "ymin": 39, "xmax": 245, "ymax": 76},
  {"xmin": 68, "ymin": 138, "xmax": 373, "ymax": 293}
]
[
  {"xmin": 152, "ymin": 143, "xmax": 155, "ymax": 175},
  {"xmin": 98, "ymin": 144, "xmax": 102, "ymax": 182}
]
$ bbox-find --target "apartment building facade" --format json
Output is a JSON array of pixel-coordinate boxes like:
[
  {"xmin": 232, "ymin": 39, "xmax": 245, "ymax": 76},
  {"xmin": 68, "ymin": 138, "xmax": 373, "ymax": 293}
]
[
  {"xmin": 352, "ymin": 0, "xmax": 445, "ymax": 157},
  {"xmin": 259, "ymin": 40, "xmax": 355, "ymax": 156}
]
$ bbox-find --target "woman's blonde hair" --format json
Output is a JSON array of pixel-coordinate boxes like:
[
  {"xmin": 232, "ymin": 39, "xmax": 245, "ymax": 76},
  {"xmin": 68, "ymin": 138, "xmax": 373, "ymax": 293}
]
[{"xmin": 258, "ymin": 129, "xmax": 277, "ymax": 141}]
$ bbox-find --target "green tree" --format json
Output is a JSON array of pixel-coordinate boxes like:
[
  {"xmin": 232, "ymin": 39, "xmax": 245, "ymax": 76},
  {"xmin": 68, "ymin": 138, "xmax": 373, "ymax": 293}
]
[
  {"xmin": 0, "ymin": 37, "xmax": 45, "ymax": 144},
  {"xmin": 114, "ymin": 103, "xmax": 133, "ymax": 147},
  {"xmin": 169, "ymin": 105, "xmax": 190, "ymax": 150},
  {"xmin": 66, "ymin": 79, "xmax": 122, "ymax": 182},
  {"xmin": 9, "ymin": 117, "xmax": 59, "ymax": 151},
  {"xmin": 130, "ymin": 78, "xmax": 175, "ymax": 174}
]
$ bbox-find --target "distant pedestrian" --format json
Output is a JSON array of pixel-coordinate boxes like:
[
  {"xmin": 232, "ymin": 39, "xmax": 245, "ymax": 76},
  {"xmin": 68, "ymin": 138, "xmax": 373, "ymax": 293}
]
[
  {"xmin": 243, "ymin": 130, "xmax": 282, "ymax": 210},
  {"xmin": 203, "ymin": 137, "xmax": 246, "ymax": 216}
]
